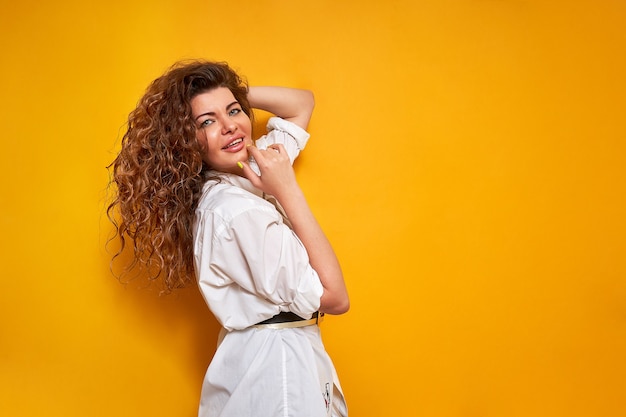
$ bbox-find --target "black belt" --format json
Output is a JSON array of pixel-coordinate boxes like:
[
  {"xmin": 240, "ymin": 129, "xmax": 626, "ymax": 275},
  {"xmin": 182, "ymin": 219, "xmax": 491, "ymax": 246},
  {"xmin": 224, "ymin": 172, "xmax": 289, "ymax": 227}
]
[{"xmin": 254, "ymin": 311, "xmax": 323, "ymax": 329}]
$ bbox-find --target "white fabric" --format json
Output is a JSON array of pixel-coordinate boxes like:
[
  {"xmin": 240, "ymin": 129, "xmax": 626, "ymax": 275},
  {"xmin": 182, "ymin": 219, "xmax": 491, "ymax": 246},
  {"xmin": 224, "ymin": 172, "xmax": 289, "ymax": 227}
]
[{"xmin": 193, "ymin": 117, "xmax": 347, "ymax": 417}]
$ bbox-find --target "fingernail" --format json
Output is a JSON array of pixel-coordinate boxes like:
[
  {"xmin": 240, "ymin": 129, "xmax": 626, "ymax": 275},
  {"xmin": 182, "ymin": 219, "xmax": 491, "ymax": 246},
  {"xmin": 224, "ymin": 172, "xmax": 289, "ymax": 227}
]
[{"xmin": 237, "ymin": 161, "xmax": 244, "ymax": 169}]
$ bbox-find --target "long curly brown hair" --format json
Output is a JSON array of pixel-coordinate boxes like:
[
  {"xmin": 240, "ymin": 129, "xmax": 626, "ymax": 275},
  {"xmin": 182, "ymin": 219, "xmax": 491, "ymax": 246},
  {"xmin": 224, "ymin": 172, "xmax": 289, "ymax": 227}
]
[{"xmin": 107, "ymin": 60, "xmax": 252, "ymax": 292}]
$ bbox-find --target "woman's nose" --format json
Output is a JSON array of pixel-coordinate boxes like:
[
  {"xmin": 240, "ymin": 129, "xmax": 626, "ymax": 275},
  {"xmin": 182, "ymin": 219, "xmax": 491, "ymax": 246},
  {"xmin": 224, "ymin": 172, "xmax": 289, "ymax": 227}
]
[{"xmin": 221, "ymin": 120, "xmax": 236, "ymax": 134}]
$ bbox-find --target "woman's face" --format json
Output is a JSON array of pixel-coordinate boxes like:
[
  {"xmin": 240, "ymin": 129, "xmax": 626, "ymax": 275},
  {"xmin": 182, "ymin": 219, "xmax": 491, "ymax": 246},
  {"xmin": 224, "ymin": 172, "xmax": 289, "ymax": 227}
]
[{"xmin": 191, "ymin": 87, "xmax": 253, "ymax": 174}]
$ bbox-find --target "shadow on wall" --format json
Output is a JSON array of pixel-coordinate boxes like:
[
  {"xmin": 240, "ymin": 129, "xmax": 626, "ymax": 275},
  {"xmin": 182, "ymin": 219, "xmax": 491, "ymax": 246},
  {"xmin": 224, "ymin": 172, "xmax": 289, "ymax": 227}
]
[{"xmin": 101, "ymin": 208, "xmax": 222, "ymax": 388}]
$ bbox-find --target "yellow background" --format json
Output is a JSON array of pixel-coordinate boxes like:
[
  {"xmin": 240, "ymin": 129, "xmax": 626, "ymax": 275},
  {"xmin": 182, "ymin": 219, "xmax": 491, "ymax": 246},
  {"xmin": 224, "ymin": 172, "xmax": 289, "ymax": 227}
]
[{"xmin": 1, "ymin": 1, "xmax": 625, "ymax": 416}]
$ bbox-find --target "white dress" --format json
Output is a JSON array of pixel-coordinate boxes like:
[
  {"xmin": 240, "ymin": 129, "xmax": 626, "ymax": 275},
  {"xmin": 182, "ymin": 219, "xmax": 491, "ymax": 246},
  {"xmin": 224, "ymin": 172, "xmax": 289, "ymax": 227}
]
[{"xmin": 193, "ymin": 117, "xmax": 348, "ymax": 417}]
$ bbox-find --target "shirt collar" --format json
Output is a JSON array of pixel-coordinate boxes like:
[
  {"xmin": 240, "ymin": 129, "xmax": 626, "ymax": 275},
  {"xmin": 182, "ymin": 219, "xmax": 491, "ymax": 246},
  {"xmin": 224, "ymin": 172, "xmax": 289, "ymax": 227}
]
[{"xmin": 210, "ymin": 170, "xmax": 263, "ymax": 198}]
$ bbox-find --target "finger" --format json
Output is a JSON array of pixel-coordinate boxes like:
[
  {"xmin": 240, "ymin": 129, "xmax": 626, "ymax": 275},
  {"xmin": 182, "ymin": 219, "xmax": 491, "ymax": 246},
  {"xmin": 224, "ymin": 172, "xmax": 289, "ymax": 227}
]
[
  {"xmin": 249, "ymin": 144, "xmax": 281, "ymax": 167},
  {"xmin": 269, "ymin": 143, "xmax": 287, "ymax": 154},
  {"xmin": 245, "ymin": 144, "xmax": 267, "ymax": 164},
  {"xmin": 237, "ymin": 160, "xmax": 261, "ymax": 187}
]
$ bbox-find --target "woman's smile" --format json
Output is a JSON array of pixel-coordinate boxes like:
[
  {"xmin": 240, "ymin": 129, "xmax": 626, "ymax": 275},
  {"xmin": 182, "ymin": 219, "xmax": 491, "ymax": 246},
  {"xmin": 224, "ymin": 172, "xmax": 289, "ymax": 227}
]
[{"xmin": 222, "ymin": 137, "xmax": 247, "ymax": 153}]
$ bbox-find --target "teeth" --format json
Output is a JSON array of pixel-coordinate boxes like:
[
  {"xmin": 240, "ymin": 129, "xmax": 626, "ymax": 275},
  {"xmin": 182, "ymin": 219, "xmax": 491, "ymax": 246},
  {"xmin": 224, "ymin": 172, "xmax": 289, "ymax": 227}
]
[{"xmin": 224, "ymin": 138, "xmax": 243, "ymax": 149}]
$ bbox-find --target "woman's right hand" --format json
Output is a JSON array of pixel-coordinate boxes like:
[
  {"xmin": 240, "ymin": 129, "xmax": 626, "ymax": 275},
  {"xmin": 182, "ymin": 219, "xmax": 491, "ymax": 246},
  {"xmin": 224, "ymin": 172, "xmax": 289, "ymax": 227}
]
[{"xmin": 239, "ymin": 144, "xmax": 301, "ymax": 200}]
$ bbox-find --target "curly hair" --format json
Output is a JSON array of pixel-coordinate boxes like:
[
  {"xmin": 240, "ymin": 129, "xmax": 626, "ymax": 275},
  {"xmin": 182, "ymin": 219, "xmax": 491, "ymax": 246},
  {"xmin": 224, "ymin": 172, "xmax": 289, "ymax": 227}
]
[{"xmin": 107, "ymin": 60, "xmax": 252, "ymax": 292}]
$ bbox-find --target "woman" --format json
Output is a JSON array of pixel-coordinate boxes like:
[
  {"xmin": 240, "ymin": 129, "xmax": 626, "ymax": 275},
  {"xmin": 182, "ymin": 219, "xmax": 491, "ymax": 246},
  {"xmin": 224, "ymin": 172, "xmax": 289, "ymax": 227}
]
[{"xmin": 108, "ymin": 60, "xmax": 349, "ymax": 417}]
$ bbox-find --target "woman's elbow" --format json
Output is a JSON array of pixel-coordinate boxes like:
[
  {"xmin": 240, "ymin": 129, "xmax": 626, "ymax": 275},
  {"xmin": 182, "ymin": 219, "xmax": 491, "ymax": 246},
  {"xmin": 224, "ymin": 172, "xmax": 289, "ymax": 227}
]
[
  {"xmin": 333, "ymin": 298, "xmax": 350, "ymax": 315},
  {"xmin": 319, "ymin": 293, "xmax": 350, "ymax": 315}
]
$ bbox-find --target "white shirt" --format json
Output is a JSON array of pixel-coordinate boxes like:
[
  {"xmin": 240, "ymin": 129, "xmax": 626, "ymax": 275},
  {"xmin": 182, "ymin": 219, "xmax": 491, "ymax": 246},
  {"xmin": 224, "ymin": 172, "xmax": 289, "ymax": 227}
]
[{"xmin": 193, "ymin": 117, "xmax": 347, "ymax": 417}]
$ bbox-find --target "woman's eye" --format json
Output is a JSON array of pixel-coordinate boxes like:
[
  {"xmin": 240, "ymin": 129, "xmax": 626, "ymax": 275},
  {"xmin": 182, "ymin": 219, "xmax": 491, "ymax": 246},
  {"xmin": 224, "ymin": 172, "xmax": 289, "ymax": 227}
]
[
  {"xmin": 229, "ymin": 108, "xmax": 241, "ymax": 116},
  {"xmin": 200, "ymin": 119, "xmax": 214, "ymax": 128}
]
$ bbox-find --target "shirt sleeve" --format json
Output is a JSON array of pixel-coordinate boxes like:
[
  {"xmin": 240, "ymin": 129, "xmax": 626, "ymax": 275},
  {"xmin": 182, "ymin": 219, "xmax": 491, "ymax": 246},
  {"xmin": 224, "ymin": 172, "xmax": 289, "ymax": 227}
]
[
  {"xmin": 255, "ymin": 117, "xmax": 310, "ymax": 164},
  {"xmin": 194, "ymin": 201, "xmax": 323, "ymax": 331}
]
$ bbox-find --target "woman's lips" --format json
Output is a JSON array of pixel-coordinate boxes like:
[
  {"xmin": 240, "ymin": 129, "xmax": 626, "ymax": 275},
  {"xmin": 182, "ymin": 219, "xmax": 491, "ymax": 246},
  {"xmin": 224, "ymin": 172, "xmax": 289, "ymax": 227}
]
[{"xmin": 222, "ymin": 138, "xmax": 245, "ymax": 152}]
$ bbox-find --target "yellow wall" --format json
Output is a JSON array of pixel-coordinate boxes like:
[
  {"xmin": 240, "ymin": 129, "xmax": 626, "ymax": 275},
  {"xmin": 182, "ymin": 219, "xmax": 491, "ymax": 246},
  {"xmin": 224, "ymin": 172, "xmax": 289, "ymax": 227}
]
[{"xmin": 1, "ymin": 1, "xmax": 625, "ymax": 416}]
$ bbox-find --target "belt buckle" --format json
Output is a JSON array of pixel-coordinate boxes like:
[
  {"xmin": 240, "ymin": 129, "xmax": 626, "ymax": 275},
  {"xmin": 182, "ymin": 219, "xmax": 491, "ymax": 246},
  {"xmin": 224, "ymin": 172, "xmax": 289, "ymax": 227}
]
[{"xmin": 316, "ymin": 312, "xmax": 325, "ymax": 324}]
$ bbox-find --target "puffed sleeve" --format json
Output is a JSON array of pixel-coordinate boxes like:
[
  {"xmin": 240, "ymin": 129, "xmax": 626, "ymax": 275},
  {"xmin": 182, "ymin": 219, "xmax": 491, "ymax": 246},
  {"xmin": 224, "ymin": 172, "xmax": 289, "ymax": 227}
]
[
  {"xmin": 255, "ymin": 117, "xmax": 310, "ymax": 164},
  {"xmin": 194, "ymin": 198, "xmax": 323, "ymax": 331}
]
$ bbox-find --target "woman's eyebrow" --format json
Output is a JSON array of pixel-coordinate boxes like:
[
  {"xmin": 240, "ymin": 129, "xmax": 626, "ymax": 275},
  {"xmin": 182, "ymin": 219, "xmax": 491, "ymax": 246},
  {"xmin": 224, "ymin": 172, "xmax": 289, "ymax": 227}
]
[
  {"xmin": 225, "ymin": 100, "xmax": 239, "ymax": 109},
  {"xmin": 194, "ymin": 101, "xmax": 239, "ymax": 121}
]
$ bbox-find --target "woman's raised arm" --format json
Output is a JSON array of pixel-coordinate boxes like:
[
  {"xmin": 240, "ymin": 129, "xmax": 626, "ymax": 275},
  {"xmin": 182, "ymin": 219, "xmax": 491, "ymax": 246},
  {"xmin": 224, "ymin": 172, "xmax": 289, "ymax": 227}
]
[{"xmin": 247, "ymin": 86, "xmax": 315, "ymax": 130}]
